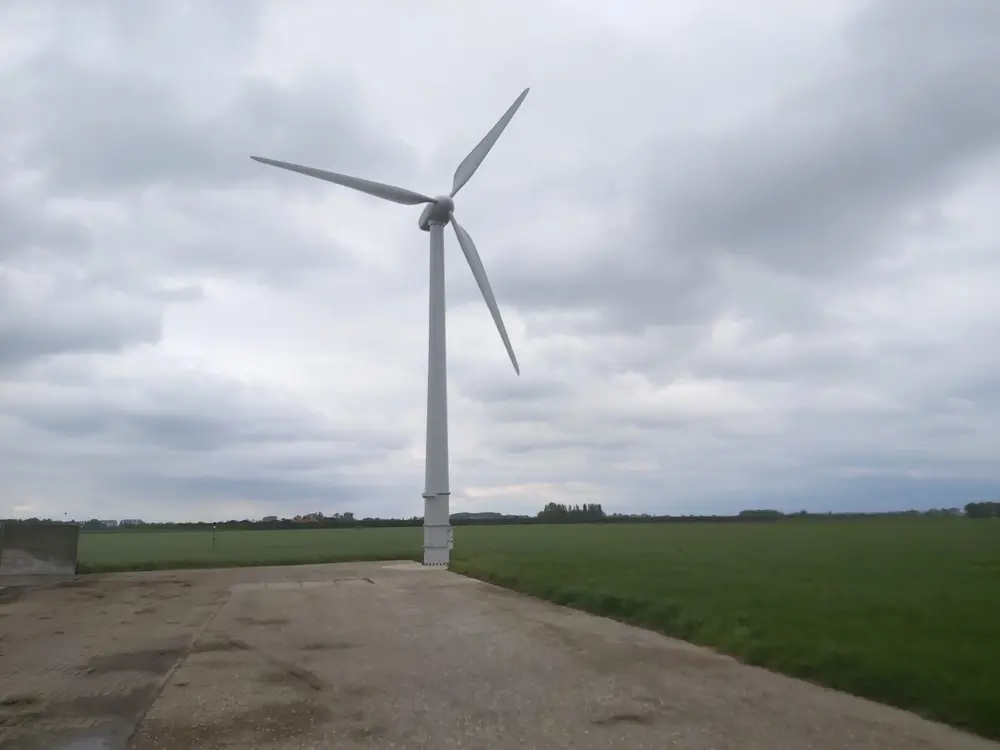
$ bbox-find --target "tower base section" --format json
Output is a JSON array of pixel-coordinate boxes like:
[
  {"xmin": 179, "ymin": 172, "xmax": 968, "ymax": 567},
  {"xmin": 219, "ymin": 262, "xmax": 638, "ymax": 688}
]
[{"xmin": 422, "ymin": 492, "xmax": 452, "ymax": 567}]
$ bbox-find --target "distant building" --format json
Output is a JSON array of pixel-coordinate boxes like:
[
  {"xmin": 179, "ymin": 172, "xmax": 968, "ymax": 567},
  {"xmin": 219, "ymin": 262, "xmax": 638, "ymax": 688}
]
[
  {"xmin": 262, "ymin": 516, "xmax": 278, "ymax": 522},
  {"xmin": 101, "ymin": 520, "xmax": 119, "ymax": 528},
  {"xmin": 120, "ymin": 519, "xmax": 143, "ymax": 526}
]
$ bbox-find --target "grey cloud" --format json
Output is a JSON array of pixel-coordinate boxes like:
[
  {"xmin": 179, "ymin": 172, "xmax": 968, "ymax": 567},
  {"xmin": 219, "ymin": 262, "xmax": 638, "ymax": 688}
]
[
  {"xmin": 153, "ymin": 284, "xmax": 204, "ymax": 303},
  {"xmin": 0, "ymin": 191, "xmax": 86, "ymax": 262},
  {"xmin": 461, "ymin": 376, "xmax": 568, "ymax": 406},
  {"xmin": 497, "ymin": 243, "xmax": 715, "ymax": 330},
  {"xmin": 648, "ymin": 0, "xmax": 1000, "ymax": 276},
  {"xmin": 0, "ymin": 271, "xmax": 162, "ymax": 371},
  {"xmin": 487, "ymin": 0, "xmax": 1000, "ymax": 337},
  {"xmin": 0, "ymin": 368, "xmax": 413, "ymax": 518},
  {"xmin": 677, "ymin": 331, "xmax": 944, "ymax": 384},
  {"xmin": 139, "ymin": 191, "xmax": 359, "ymax": 284},
  {"xmin": 119, "ymin": 474, "xmax": 363, "ymax": 509},
  {"xmin": 1, "ymin": 1, "xmax": 419, "ymax": 198},
  {"xmin": 0, "ymin": 189, "xmax": 203, "ymax": 370},
  {"xmin": 2, "ymin": 375, "xmax": 386, "ymax": 452},
  {"xmin": 950, "ymin": 375, "xmax": 1000, "ymax": 411},
  {"xmin": 497, "ymin": 429, "xmax": 649, "ymax": 457},
  {"xmin": 6, "ymin": 57, "xmax": 417, "ymax": 195}
]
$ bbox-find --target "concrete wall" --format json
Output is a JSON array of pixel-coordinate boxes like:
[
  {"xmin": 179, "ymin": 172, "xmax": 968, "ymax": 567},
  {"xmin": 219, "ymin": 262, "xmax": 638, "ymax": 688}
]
[{"xmin": 0, "ymin": 522, "xmax": 80, "ymax": 576}]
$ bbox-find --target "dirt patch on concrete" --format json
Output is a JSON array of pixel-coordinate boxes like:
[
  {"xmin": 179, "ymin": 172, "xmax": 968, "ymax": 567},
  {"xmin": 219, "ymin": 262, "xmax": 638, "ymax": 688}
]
[
  {"xmin": 83, "ymin": 646, "xmax": 187, "ymax": 676},
  {"xmin": 592, "ymin": 711, "xmax": 659, "ymax": 727},
  {"xmin": 0, "ymin": 694, "xmax": 41, "ymax": 708},
  {"xmin": 235, "ymin": 615, "xmax": 289, "ymax": 627},
  {"xmin": 257, "ymin": 664, "xmax": 326, "ymax": 693},
  {"xmin": 132, "ymin": 699, "xmax": 333, "ymax": 748},
  {"xmin": 45, "ymin": 684, "xmax": 160, "ymax": 720},
  {"xmin": 0, "ymin": 587, "xmax": 27, "ymax": 605},
  {"xmin": 298, "ymin": 639, "xmax": 356, "ymax": 651},
  {"xmin": 191, "ymin": 639, "xmax": 248, "ymax": 654},
  {"xmin": 0, "ymin": 693, "xmax": 44, "ymax": 729}
]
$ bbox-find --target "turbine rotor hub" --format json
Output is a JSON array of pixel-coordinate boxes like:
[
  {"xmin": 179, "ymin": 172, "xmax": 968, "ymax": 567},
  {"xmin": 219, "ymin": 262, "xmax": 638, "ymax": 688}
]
[{"xmin": 418, "ymin": 195, "xmax": 455, "ymax": 231}]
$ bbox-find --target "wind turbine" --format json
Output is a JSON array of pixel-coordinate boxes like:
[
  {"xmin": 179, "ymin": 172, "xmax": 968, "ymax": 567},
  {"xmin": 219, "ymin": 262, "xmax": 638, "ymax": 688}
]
[{"xmin": 251, "ymin": 88, "xmax": 529, "ymax": 566}]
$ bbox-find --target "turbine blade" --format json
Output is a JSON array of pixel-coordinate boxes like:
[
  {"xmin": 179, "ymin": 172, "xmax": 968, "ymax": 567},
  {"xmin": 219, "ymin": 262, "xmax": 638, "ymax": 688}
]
[
  {"xmin": 451, "ymin": 215, "xmax": 520, "ymax": 375},
  {"xmin": 251, "ymin": 156, "xmax": 434, "ymax": 206},
  {"xmin": 450, "ymin": 88, "xmax": 530, "ymax": 198}
]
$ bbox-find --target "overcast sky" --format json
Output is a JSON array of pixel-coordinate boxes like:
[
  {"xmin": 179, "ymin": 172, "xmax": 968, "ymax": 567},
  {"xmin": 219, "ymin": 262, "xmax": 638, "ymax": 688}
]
[{"xmin": 2, "ymin": 0, "xmax": 999, "ymax": 522}]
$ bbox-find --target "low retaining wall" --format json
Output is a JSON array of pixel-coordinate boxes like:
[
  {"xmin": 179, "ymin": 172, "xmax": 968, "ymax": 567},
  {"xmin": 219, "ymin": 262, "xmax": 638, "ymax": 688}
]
[{"xmin": 0, "ymin": 522, "xmax": 80, "ymax": 576}]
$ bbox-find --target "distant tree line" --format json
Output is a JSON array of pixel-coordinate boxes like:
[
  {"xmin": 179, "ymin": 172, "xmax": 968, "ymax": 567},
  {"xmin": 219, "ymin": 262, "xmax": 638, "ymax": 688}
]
[
  {"xmin": 738, "ymin": 509, "xmax": 785, "ymax": 519},
  {"xmin": 536, "ymin": 502, "xmax": 607, "ymax": 523},
  {"xmin": 6, "ymin": 500, "xmax": 997, "ymax": 532},
  {"xmin": 965, "ymin": 501, "xmax": 1000, "ymax": 518}
]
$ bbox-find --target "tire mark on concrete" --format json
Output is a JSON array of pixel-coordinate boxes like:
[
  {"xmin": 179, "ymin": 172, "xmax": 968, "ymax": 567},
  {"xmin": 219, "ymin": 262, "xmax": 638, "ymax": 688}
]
[{"xmin": 223, "ymin": 637, "xmax": 329, "ymax": 693}]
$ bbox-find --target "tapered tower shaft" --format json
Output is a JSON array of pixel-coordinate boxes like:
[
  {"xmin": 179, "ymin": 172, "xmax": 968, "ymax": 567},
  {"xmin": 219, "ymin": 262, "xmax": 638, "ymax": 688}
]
[{"xmin": 423, "ymin": 221, "xmax": 451, "ymax": 565}]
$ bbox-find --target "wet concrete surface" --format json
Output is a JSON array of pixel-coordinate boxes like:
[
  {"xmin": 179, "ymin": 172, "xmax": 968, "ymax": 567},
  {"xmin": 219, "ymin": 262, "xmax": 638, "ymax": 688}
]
[{"xmin": 0, "ymin": 562, "xmax": 997, "ymax": 749}]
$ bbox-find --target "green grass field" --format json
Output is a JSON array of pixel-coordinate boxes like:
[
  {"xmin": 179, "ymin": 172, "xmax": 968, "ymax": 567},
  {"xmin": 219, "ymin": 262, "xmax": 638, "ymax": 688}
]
[
  {"xmin": 78, "ymin": 525, "xmax": 421, "ymax": 572},
  {"xmin": 78, "ymin": 519, "xmax": 1000, "ymax": 739}
]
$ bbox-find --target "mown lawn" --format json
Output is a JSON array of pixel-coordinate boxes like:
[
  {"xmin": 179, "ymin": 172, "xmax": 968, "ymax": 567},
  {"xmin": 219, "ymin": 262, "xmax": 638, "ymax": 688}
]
[{"xmin": 79, "ymin": 519, "xmax": 1000, "ymax": 739}]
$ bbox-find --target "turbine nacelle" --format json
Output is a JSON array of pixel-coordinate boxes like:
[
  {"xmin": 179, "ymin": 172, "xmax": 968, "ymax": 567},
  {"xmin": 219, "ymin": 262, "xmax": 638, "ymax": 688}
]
[{"xmin": 418, "ymin": 196, "xmax": 455, "ymax": 232}]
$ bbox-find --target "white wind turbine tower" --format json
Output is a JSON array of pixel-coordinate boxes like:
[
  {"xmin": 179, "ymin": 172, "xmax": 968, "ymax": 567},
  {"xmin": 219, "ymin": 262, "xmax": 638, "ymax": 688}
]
[{"xmin": 251, "ymin": 88, "xmax": 529, "ymax": 566}]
